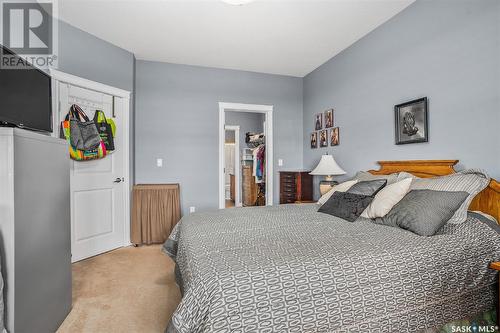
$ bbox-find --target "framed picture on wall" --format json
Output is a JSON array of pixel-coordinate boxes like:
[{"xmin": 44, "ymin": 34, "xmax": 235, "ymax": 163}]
[
  {"xmin": 315, "ymin": 113, "xmax": 323, "ymax": 130},
  {"xmin": 325, "ymin": 109, "xmax": 334, "ymax": 128},
  {"xmin": 330, "ymin": 127, "xmax": 339, "ymax": 146},
  {"xmin": 310, "ymin": 132, "xmax": 318, "ymax": 149},
  {"xmin": 319, "ymin": 129, "xmax": 328, "ymax": 147},
  {"xmin": 395, "ymin": 97, "xmax": 428, "ymax": 145}
]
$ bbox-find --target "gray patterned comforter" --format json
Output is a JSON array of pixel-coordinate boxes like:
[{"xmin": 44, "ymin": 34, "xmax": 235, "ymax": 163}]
[{"xmin": 163, "ymin": 204, "xmax": 500, "ymax": 333}]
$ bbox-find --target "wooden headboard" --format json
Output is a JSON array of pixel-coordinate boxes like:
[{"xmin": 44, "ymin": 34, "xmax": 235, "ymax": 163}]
[{"xmin": 368, "ymin": 160, "xmax": 500, "ymax": 223}]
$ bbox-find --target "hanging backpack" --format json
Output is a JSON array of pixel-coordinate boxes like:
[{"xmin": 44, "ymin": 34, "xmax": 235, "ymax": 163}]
[
  {"xmin": 93, "ymin": 110, "xmax": 115, "ymax": 151},
  {"xmin": 60, "ymin": 104, "xmax": 107, "ymax": 161}
]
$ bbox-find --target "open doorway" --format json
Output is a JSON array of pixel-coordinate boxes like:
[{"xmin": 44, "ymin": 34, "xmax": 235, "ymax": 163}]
[
  {"xmin": 219, "ymin": 103, "xmax": 273, "ymax": 209},
  {"xmin": 224, "ymin": 125, "xmax": 240, "ymax": 208}
]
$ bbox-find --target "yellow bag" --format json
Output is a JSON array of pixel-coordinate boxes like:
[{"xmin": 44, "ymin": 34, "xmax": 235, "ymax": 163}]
[{"xmin": 95, "ymin": 110, "xmax": 116, "ymax": 137}]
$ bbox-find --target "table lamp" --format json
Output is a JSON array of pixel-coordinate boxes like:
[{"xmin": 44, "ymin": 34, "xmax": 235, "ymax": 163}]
[{"xmin": 309, "ymin": 154, "xmax": 346, "ymax": 195}]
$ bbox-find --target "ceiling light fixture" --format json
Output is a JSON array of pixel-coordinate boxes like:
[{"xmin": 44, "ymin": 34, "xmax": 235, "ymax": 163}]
[{"xmin": 221, "ymin": 0, "xmax": 256, "ymax": 5}]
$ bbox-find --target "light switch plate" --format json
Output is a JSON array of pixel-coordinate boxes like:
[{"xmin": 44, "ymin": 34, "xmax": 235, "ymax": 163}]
[
  {"xmin": 156, "ymin": 158, "xmax": 163, "ymax": 167},
  {"xmin": 189, "ymin": 206, "xmax": 196, "ymax": 213},
  {"xmin": 278, "ymin": 159, "xmax": 283, "ymax": 166}
]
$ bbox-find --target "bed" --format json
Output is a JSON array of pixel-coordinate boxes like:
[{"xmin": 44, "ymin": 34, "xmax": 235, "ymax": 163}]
[{"xmin": 164, "ymin": 160, "xmax": 500, "ymax": 332}]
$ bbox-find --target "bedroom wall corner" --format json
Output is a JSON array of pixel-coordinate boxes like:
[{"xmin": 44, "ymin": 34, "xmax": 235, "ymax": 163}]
[{"xmin": 302, "ymin": 0, "xmax": 500, "ymax": 199}]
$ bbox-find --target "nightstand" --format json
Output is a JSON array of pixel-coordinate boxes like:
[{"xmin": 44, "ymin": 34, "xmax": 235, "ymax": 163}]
[
  {"xmin": 279, "ymin": 171, "xmax": 313, "ymax": 204},
  {"xmin": 489, "ymin": 262, "xmax": 500, "ymax": 323}
]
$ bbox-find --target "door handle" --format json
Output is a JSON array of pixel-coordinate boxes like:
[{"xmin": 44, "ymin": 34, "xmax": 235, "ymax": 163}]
[{"xmin": 113, "ymin": 177, "xmax": 124, "ymax": 183}]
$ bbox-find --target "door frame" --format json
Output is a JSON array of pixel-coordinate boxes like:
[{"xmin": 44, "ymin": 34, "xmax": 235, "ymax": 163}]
[
  {"xmin": 49, "ymin": 69, "xmax": 132, "ymax": 250},
  {"xmin": 218, "ymin": 102, "xmax": 273, "ymax": 209},
  {"xmin": 224, "ymin": 125, "xmax": 241, "ymax": 207}
]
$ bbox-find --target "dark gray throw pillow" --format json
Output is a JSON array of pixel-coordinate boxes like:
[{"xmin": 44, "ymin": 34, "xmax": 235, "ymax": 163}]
[
  {"xmin": 347, "ymin": 179, "xmax": 387, "ymax": 196},
  {"xmin": 353, "ymin": 171, "xmax": 399, "ymax": 185},
  {"xmin": 318, "ymin": 192, "xmax": 374, "ymax": 222},
  {"xmin": 373, "ymin": 189, "xmax": 469, "ymax": 236}
]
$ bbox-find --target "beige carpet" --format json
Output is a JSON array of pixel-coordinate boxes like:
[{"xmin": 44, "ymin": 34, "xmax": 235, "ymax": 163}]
[{"xmin": 57, "ymin": 245, "xmax": 181, "ymax": 333}]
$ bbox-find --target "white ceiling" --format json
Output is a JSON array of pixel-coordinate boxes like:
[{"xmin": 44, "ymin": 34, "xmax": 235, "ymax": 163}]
[{"xmin": 59, "ymin": 0, "xmax": 415, "ymax": 77}]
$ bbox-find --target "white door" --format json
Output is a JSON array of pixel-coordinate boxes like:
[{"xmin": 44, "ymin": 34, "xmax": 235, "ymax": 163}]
[{"xmin": 59, "ymin": 84, "xmax": 125, "ymax": 262}]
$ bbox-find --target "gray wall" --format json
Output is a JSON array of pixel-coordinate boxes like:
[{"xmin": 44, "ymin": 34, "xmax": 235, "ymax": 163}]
[
  {"xmin": 56, "ymin": 0, "xmax": 499, "ymax": 213},
  {"xmin": 58, "ymin": 21, "xmax": 135, "ymax": 92},
  {"xmin": 303, "ymin": 0, "xmax": 500, "ymax": 199},
  {"xmin": 225, "ymin": 111, "xmax": 265, "ymax": 156},
  {"xmin": 135, "ymin": 61, "xmax": 303, "ymax": 215}
]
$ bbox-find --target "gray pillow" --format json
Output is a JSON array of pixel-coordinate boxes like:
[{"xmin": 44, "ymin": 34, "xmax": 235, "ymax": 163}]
[
  {"xmin": 409, "ymin": 169, "xmax": 490, "ymax": 224},
  {"xmin": 318, "ymin": 192, "xmax": 373, "ymax": 222},
  {"xmin": 347, "ymin": 179, "xmax": 387, "ymax": 196},
  {"xmin": 374, "ymin": 190, "xmax": 469, "ymax": 236},
  {"xmin": 353, "ymin": 171, "xmax": 399, "ymax": 185}
]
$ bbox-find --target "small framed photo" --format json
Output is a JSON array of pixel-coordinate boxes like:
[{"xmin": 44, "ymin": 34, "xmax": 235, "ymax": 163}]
[
  {"xmin": 395, "ymin": 97, "xmax": 428, "ymax": 145},
  {"xmin": 315, "ymin": 113, "xmax": 323, "ymax": 130},
  {"xmin": 330, "ymin": 127, "xmax": 339, "ymax": 146},
  {"xmin": 325, "ymin": 109, "xmax": 334, "ymax": 128},
  {"xmin": 310, "ymin": 132, "xmax": 318, "ymax": 149},
  {"xmin": 319, "ymin": 130, "xmax": 328, "ymax": 147}
]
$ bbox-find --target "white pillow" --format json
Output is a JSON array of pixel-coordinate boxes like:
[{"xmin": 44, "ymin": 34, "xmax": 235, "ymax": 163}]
[
  {"xmin": 361, "ymin": 178, "xmax": 412, "ymax": 219},
  {"xmin": 317, "ymin": 180, "xmax": 358, "ymax": 206}
]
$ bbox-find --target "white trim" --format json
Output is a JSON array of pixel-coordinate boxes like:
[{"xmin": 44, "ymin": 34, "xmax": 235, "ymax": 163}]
[
  {"xmin": 118, "ymin": 96, "xmax": 132, "ymax": 247},
  {"xmin": 218, "ymin": 102, "xmax": 273, "ymax": 209},
  {"xmin": 51, "ymin": 71, "xmax": 132, "ymax": 252},
  {"xmin": 51, "ymin": 76, "xmax": 59, "ymax": 135},
  {"xmin": 219, "ymin": 102, "xmax": 273, "ymax": 113},
  {"xmin": 225, "ymin": 125, "xmax": 241, "ymax": 207},
  {"xmin": 49, "ymin": 69, "xmax": 131, "ymax": 98},
  {"xmin": 265, "ymin": 110, "xmax": 273, "ymax": 206},
  {"xmin": 218, "ymin": 104, "xmax": 225, "ymax": 209}
]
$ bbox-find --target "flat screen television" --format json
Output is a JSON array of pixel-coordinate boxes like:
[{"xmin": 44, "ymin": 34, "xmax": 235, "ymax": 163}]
[{"xmin": 0, "ymin": 45, "xmax": 52, "ymax": 133}]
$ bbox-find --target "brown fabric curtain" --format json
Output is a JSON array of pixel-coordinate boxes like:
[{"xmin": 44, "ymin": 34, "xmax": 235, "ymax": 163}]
[{"xmin": 131, "ymin": 184, "xmax": 181, "ymax": 245}]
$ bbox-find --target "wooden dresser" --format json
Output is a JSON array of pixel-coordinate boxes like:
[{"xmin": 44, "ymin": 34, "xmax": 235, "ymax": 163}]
[
  {"xmin": 230, "ymin": 174, "xmax": 235, "ymax": 202},
  {"xmin": 279, "ymin": 171, "xmax": 313, "ymax": 204},
  {"xmin": 242, "ymin": 165, "xmax": 258, "ymax": 206}
]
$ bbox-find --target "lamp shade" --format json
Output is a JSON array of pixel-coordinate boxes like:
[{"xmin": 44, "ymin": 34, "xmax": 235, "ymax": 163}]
[{"xmin": 309, "ymin": 154, "xmax": 346, "ymax": 176}]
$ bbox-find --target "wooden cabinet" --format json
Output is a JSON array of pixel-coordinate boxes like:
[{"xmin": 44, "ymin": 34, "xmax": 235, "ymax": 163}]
[
  {"xmin": 242, "ymin": 165, "xmax": 258, "ymax": 206},
  {"xmin": 280, "ymin": 171, "xmax": 313, "ymax": 204},
  {"xmin": 230, "ymin": 174, "xmax": 235, "ymax": 202}
]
